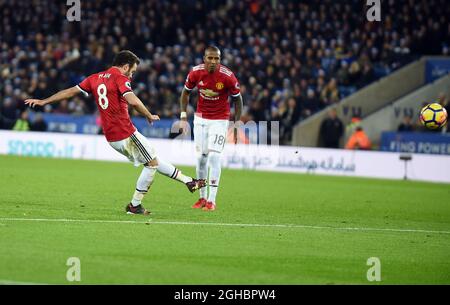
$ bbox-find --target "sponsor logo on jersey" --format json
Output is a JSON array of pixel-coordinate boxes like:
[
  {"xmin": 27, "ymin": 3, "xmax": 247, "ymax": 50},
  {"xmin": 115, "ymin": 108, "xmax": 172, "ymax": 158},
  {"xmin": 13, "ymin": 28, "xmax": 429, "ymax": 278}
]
[
  {"xmin": 199, "ymin": 89, "xmax": 219, "ymax": 97},
  {"xmin": 216, "ymin": 82, "xmax": 224, "ymax": 90}
]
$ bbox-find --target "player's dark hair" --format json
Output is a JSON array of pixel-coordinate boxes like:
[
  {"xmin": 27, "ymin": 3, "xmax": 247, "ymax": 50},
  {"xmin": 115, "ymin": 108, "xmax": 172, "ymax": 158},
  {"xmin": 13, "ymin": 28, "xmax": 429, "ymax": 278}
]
[{"xmin": 112, "ymin": 50, "xmax": 140, "ymax": 67}]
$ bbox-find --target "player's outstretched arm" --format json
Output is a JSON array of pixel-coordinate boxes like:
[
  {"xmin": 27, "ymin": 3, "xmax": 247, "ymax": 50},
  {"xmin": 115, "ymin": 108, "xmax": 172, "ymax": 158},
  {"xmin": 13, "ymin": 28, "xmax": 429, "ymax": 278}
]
[
  {"xmin": 24, "ymin": 86, "xmax": 81, "ymax": 108},
  {"xmin": 124, "ymin": 92, "xmax": 160, "ymax": 124}
]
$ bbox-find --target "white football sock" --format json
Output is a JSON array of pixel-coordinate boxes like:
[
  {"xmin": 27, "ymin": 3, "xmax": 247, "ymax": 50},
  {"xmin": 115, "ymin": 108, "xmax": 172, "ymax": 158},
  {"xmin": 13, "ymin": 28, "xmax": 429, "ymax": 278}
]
[
  {"xmin": 207, "ymin": 151, "xmax": 222, "ymax": 204},
  {"xmin": 131, "ymin": 166, "xmax": 157, "ymax": 207},
  {"xmin": 157, "ymin": 158, "xmax": 192, "ymax": 184},
  {"xmin": 197, "ymin": 153, "xmax": 208, "ymax": 199}
]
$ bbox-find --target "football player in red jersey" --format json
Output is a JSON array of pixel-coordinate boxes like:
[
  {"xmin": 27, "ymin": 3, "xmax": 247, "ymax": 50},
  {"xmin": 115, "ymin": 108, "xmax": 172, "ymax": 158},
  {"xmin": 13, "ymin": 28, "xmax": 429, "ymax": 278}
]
[
  {"xmin": 25, "ymin": 50, "xmax": 205, "ymax": 215},
  {"xmin": 179, "ymin": 46, "xmax": 243, "ymax": 211}
]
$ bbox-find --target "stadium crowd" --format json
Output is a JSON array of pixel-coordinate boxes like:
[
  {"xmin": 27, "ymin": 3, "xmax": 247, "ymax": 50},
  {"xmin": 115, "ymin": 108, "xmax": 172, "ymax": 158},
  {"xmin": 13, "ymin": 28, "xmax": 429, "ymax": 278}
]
[{"xmin": 1, "ymin": 0, "xmax": 449, "ymax": 143}]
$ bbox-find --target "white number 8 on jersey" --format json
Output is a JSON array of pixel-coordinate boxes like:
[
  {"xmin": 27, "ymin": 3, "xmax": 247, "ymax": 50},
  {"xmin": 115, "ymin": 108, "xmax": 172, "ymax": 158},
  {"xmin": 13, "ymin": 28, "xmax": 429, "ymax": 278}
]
[{"xmin": 97, "ymin": 84, "xmax": 109, "ymax": 110}]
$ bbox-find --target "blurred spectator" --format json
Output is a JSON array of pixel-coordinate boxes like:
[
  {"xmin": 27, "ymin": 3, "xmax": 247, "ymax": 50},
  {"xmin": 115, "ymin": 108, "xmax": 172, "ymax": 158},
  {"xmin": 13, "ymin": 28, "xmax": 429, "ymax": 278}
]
[
  {"xmin": 1, "ymin": 97, "xmax": 18, "ymax": 129},
  {"xmin": 319, "ymin": 108, "xmax": 344, "ymax": 148},
  {"xmin": 345, "ymin": 116, "xmax": 362, "ymax": 136},
  {"xmin": 345, "ymin": 126, "xmax": 372, "ymax": 150},
  {"xmin": 336, "ymin": 61, "xmax": 350, "ymax": 86},
  {"xmin": 30, "ymin": 113, "xmax": 48, "ymax": 132},
  {"xmin": 54, "ymin": 100, "xmax": 70, "ymax": 114},
  {"xmin": 12, "ymin": 111, "xmax": 30, "ymax": 131},
  {"xmin": 280, "ymin": 97, "xmax": 300, "ymax": 144},
  {"xmin": 304, "ymin": 89, "xmax": 319, "ymax": 114},
  {"xmin": 320, "ymin": 78, "xmax": 340, "ymax": 106},
  {"xmin": 248, "ymin": 97, "xmax": 268, "ymax": 123},
  {"xmin": 358, "ymin": 62, "xmax": 376, "ymax": 88},
  {"xmin": 397, "ymin": 115, "xmax": 415, "ymax": 132},
  {"xmin": 1, "ymin": 0, "xmax": 449, "ymax": 143}
]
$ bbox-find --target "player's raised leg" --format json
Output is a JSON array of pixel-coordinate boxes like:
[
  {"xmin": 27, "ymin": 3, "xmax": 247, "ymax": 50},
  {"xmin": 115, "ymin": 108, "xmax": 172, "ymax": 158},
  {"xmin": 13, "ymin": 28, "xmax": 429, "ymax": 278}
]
[
  {"xmin": 130, "ymin": 131, "xmax": 205, "ymax": 192},
  {"xmin": 155, "ymin": 157, "xmax": 205, "ymax": 192}
]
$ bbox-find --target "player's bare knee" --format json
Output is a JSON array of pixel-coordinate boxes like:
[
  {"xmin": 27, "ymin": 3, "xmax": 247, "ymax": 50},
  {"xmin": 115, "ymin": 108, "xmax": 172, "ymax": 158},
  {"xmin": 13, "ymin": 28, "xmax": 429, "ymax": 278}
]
[
  {"xmin": 150, "ymin": 159, "xmax": 158, "ymax": 167},
  {"xmin": 145, "ymin": 159, "xmax": 158, "ymax": 167}
]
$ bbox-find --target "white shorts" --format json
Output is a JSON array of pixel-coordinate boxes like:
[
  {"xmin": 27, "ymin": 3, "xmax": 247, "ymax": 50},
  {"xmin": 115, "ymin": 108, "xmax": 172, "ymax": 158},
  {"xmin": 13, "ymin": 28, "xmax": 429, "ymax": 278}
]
[
  {"xmin": 109, "ymin": 131, "xmax": 156, "ymax": 166},
  {"xmin": 194, "ymin": 115, "xmax": 229, "ymax": 155}
]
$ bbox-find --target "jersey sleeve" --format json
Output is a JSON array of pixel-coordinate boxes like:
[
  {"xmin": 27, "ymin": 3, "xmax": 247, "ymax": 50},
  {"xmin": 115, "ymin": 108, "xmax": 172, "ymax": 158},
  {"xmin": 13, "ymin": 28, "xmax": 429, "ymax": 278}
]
[
  {"xmin": 228, "ymin": 73, "xmax": 241, "ymax": 98},
  {"xmin": 184, "ymin": 70, "xmax": 198, "ymax": 91},
  {"xmin": 115, "ymin": 74, "xmax": 133, "ymax": 97},
  {"xmin": 77, "ymin": 76, "xmax": 92, "ymax": 97}
]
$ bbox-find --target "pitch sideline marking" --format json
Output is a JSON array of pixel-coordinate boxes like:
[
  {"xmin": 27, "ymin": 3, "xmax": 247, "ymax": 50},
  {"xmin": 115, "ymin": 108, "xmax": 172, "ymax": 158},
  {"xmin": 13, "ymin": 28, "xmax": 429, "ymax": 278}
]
[
  {"xmin": 0, "ymin": 279, "xmax": 48, "ymax": 285},
  {"xmin": 0, "ymin": 217, "xmax": 450, "ymax": 235}
]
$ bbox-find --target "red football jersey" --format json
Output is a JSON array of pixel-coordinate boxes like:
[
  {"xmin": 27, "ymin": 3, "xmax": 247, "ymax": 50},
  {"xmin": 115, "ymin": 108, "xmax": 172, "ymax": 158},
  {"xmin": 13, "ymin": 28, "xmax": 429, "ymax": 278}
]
[
  {"xmin": 184, "ymin": 64, "xmax": 240, "ymax": 120},
  {"xmin": 77, "ymin": 67, "xmax": 136, "ymax": 142}
]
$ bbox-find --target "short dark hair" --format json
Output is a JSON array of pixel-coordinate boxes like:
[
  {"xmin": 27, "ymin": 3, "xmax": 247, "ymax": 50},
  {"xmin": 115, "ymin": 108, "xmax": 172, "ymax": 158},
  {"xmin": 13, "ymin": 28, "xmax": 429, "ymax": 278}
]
[
  {"xmin": 205, "ymin": 45, "xmax": 220, "ymax": 55},
  {"xmin": 112, "ymin": 50, "xmax": 140, "ymax": 67}
]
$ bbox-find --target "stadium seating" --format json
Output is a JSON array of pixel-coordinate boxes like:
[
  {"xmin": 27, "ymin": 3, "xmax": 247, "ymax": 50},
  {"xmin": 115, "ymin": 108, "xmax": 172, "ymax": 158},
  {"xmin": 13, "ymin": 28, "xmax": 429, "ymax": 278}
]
[{"xmin": 1, "ymin": 0, "xmax": 449, "ymax": 144}]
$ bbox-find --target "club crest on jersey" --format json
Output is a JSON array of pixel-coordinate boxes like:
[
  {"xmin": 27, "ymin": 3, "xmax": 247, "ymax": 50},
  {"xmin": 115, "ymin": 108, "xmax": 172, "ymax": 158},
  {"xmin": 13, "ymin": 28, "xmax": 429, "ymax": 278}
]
[
  {"xmin": 125, "ymin": 81, "xmax": 131, "ymax": 89},
  {"xmin": 199, "ymin": 88, "xmax": 219, "ymax": 97},
  {"xmin": 216, "ymin": 82, "xmax": 224, "ymax": 90}
]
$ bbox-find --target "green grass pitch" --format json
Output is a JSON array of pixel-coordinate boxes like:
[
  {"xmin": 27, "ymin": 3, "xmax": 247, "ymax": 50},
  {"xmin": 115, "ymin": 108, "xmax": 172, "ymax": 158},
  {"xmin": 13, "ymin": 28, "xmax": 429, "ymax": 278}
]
[{"xmin": 0, "ymin": 154, "xmax": 449, "ymax": 284}]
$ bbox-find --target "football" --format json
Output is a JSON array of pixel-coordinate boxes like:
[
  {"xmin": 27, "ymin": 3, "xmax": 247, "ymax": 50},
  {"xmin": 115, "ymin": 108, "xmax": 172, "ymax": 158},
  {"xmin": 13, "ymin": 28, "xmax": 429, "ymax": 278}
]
[{"xmin": 419, "ymin": 103, "xmax": 448, "ymax": 129}]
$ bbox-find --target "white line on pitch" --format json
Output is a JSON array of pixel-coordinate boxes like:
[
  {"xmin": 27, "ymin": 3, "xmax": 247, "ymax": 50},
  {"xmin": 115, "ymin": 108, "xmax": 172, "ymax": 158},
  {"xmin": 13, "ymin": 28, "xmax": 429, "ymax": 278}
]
[
  {"xmin": 0, "ymin": 217, "xmax": 449, "ymax": 235},
  {"xmin": 0, "ymin": 279, "xmax": 48, "ymax": 285}
]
